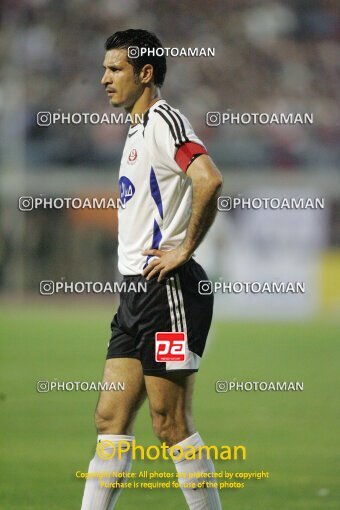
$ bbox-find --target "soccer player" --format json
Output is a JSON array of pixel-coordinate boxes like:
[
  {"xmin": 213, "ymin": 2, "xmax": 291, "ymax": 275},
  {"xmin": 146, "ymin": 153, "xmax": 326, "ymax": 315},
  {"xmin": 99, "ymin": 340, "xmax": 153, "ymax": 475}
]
[{"xmin": 81, "ymin": 29, "xmax": 223, "ymax": 510}]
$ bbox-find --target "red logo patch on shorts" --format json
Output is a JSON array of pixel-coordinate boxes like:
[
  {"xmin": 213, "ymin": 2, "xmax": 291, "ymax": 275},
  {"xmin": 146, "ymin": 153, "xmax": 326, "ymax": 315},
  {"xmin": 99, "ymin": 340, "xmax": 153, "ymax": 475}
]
[{"xmin": 155, "ymin": 332, "xmax": 186, "ymax": 362}]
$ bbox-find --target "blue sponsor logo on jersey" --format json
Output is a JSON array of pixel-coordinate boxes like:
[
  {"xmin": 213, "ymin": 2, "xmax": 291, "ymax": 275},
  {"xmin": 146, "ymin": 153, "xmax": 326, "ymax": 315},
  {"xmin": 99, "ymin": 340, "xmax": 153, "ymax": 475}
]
[{"xmin": 119, "ymin": 176, "xmax": 135, "ymax": 205}]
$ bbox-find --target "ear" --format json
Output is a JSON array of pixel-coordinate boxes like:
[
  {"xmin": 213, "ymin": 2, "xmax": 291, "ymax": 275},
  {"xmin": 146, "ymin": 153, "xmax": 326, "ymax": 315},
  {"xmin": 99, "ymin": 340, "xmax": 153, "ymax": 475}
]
[{"xmin": 139, "ymin": 64, "xmax": 154, "ymax": 85}]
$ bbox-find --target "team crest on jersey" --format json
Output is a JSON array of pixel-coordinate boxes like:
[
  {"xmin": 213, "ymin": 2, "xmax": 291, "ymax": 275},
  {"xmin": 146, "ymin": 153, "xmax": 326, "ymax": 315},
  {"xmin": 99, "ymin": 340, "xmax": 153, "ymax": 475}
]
[
  {"xmin": 119, "ymin": 176, "xmax": 135, "ymax": 205},
  {"xmin": 127, "ymin": 148, "xmax": 138, "ymax": 164}
]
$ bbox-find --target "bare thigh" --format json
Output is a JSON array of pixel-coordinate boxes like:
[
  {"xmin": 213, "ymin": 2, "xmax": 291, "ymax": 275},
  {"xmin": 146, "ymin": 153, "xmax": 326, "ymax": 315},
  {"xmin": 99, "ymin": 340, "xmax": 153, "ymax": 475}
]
[{"xmin": 95, "ymin": 358, "xmax": 147, "ymax": 435}]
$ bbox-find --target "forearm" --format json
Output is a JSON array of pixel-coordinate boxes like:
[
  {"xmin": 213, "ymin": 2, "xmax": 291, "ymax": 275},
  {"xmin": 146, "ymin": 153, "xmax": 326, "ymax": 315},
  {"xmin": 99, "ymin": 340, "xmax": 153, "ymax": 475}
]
[{"xmin": 180, "ymin": 155, "xmax": 223, "ymax": 258}]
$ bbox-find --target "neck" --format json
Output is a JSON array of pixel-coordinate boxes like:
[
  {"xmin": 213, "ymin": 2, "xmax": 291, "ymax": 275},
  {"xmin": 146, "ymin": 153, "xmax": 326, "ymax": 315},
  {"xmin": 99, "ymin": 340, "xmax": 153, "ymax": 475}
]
[{"xmin": 126, "ymin": 87, "xmax": 161, "ymax": 123}]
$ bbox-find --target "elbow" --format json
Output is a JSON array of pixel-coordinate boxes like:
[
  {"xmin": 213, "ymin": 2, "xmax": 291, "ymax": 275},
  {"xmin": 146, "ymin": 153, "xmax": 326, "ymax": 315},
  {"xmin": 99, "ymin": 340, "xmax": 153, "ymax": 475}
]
[
  {"xmin": 210, "ymin": 173, "xmax": 223, "ymax": 194},
  {"xmin": 198, "ymin": 172, "xmax": 223, "ymax": 197},
  {"xmin": 214, "ymin": 174, "xmax": 223, "ymax": 192}
]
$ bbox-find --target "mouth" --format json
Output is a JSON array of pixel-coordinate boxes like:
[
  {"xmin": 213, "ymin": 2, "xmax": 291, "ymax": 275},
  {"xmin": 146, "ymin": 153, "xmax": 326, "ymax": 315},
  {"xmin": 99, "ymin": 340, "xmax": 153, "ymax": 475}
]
[{"xmin": 106, "ymin": 89, "xmax": 116, "ymax": 96}]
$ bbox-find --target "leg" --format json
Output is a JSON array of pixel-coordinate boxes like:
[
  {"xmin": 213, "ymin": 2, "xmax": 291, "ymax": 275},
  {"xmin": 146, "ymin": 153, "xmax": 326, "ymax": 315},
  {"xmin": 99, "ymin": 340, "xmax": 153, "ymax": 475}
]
[
  {"xmin": 146, "ymin": 372, "xmax": 222, "ymax": 509},
  {"xmin": 95, "ymin": 357, "xmax": 146, "ymax": 435},
  {"xmin": 81, "ymin": 358, "xmax": 147, "ymax": 510},
  {"xmin": 145, "ymin": 371, "xmax": 195, "ymax": 446}
]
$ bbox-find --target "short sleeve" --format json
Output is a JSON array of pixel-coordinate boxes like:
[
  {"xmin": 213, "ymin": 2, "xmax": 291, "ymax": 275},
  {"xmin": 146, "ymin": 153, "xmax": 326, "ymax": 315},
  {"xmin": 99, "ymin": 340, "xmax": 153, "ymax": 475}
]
[{"xmin": 144, "ymin": 103, "xmax": 208, "ymax": 173}]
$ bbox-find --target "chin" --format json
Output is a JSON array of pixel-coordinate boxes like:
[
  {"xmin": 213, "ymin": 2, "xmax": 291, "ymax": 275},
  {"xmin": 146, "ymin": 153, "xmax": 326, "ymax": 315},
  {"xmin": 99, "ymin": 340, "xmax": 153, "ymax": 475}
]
[{"xmin": 111, "ymin": 100, "xmax": 127, "ymax": 109}]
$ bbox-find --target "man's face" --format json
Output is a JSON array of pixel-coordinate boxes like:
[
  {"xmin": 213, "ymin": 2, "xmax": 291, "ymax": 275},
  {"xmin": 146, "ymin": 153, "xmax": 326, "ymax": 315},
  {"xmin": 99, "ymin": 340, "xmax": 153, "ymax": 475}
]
[{"xmin": 101, "ymin": 48, "xmax": 143, "ymax": 109}]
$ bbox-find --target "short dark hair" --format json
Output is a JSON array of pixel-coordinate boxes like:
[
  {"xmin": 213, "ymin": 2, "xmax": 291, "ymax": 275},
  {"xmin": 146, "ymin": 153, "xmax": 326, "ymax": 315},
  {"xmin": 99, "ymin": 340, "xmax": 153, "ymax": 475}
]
[{"xmin": 105, "ymin": 29, "xmax": 167, "ymax": 88}]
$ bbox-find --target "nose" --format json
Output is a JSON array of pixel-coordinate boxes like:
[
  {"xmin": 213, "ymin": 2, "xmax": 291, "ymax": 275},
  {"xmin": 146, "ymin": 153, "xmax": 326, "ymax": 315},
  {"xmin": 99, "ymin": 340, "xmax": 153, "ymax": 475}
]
[{"xmin": 101, "ymin": 69, "xmax": 111, "ymax": 86}]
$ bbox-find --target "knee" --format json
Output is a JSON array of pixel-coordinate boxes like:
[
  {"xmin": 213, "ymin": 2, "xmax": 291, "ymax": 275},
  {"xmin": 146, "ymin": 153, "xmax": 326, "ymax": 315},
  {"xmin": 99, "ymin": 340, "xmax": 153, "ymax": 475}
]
[
  {"xmin": 150, "ymin": 408, "xmax": 190, "ymax": 446},
  {"xmin": 95, "ymin": 406, "xmax": 131, "ymax": 435},
  {"xmin": 94, "ymin": 406, "xmax": 116, "ymax": 434}
]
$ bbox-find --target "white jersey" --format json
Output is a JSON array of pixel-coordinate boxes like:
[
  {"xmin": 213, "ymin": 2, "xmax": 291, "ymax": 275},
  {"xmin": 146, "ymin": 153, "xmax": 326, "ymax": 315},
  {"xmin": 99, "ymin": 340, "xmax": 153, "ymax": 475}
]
[{"xmin": 117, "ymin": 99, "xmax": 206, "ymax": 275}]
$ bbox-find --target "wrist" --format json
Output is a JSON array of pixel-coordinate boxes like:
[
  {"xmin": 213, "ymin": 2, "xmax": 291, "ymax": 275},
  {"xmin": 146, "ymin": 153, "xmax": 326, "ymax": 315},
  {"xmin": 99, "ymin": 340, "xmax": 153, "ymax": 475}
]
[{"xmin": 178, "ymin": 243, "xmax": 193, "ymax": 260}]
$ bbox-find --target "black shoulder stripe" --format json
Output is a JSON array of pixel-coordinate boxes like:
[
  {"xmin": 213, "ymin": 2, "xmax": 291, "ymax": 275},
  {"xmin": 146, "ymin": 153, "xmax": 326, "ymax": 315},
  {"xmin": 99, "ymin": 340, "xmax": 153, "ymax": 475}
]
[
  {"xmin": 161, "ymin": 104, "xmax": 189, "ymax": 144},
  {"xmin": 154, "ymin": 108, "xmax": 181, "ymax": 147},
  {"xmin": 142, "ymin": 110, "xmax": 150, "ymax": 137},
  {"xmin": 143, "ymin": 110, "xmax": 149, "ymax": 128},
  {"xmin": 158, "ymin": 105, "xmax": 185, "ymax": 145}
]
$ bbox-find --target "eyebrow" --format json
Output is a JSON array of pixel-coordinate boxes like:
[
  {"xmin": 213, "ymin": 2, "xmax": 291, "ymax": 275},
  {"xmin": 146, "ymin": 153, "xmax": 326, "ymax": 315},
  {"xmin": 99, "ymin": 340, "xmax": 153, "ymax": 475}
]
[{"xmin": 102, "ymin": 64, "xmax": 122, "ymax": 69}]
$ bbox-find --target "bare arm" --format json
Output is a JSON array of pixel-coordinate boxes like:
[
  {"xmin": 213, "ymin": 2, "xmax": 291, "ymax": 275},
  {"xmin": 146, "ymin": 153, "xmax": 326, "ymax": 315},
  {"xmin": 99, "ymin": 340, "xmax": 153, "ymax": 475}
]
[
  {"xmin": 142, "ymin": 154, "xmax": 223, "ymax": 282},
  {"xmin": 180, "ymin": 154, "xmax": 223, "ymax": 257}
]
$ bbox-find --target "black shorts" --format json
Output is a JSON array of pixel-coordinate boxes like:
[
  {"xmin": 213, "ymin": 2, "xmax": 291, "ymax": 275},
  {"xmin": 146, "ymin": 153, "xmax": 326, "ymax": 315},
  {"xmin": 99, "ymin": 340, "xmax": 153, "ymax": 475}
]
[{"xmin": 106, "ymin": 258, "xmax": 214, "ymax": 375}]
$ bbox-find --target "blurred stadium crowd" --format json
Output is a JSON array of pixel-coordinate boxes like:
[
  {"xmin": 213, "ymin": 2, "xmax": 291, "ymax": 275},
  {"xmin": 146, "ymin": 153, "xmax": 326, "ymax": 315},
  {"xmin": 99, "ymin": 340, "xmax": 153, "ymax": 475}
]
[
  {"xmin": 1, "ymin": 0, "xmax": 340, "ymax": 299},
  {"xmin": 1, "ymin": 0, "xmax": 339, "ymax": 170}
]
